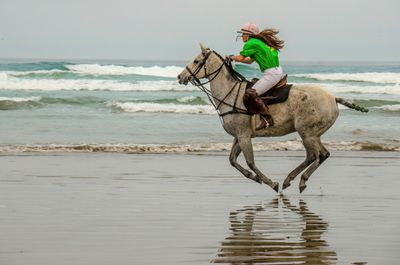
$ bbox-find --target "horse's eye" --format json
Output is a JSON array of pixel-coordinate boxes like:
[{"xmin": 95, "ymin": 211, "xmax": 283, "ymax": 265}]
[{"xmin": 193, "ymin": 60, "xmax": 199, "ymax": 64}]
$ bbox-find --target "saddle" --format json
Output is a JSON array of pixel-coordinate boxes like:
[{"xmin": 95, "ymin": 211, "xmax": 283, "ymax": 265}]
[
  {"xmin": 246, "ymin": 74, "xmax": 293, "ymax": 105},
  {"xmin": 243, "ymin": 75, "xmax": 293, "ymax": 130}
]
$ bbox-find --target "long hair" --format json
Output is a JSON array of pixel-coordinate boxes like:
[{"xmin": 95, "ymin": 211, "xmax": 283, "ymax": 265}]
[{"xmin": 253, "ymin": 28, "xmax": 285, "ymax": 51}]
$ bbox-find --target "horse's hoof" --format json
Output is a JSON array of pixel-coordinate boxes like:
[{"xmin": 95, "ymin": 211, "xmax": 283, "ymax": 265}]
[
  {"xmin": 299, "ymin": 184, "xmax": 307, "ymax": 193},
  {"xmin": 282, "ymin": 181, "xmax": 291, "ymax": 190},
  {"xmin": 246, "ymin": 173, "xmax": 261, "ymax": 184},
  {"xmin": 273, "ymin": 182, "xmax": 279, "ymax": 193}
]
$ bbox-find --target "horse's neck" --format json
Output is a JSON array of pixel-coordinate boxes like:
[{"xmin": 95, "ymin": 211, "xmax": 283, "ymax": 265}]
[{"xmin": 209, "ymin": 66, "xmax": 246, "ymax": 112}]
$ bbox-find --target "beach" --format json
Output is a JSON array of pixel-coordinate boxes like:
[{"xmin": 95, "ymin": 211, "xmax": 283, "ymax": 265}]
[
  {"xmin": 0, "ymin": 59, "xmax": 399, "ymax": 265},
  {"xmin": 1, "ymin": 151, "xmax": 399, "ymax": 265}
]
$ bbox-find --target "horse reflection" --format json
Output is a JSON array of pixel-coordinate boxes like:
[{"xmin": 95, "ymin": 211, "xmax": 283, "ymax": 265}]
[{"xmin": 212, "ymin": 196, "xmax": 337, "ymax": 264}]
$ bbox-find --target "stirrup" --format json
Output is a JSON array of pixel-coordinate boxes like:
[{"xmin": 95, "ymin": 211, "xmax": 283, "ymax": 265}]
[{"xmin": 256, "ymin": 116, "xmax": 271, "ymax": 130}]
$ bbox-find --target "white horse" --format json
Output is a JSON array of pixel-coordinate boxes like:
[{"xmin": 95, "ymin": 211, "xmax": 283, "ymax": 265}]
[{"xmin": 178, "ymin": 44, "xmax": 368, "ymax": 193}]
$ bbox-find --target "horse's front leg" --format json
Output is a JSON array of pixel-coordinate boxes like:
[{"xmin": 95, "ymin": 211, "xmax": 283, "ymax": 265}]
[
  {"xmin": 237, "ymin": 135, "xmax": 279, "ymax": 192},
  {"xmin": 229, "ymin": 138, "xmax": 261, "ymax": 184}
]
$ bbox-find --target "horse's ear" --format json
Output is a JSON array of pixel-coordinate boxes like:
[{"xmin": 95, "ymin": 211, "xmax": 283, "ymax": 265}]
[{"xmin": 199, "ymin": 43, "xmax": 208, "ymax": 53}]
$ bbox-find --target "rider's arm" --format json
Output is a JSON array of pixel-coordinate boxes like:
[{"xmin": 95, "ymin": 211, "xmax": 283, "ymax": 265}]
[{"xmin": 231, "ymin": 55, "xmax": 254, "ymax": 64}]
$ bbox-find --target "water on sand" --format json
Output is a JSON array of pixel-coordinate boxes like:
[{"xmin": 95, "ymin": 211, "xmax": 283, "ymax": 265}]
[{"xmin": 1, "ymin": 151, "xmax": 399, "ymax": 264}]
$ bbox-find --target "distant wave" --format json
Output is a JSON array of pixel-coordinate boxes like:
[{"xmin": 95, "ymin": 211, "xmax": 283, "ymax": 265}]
[
  {"xmin": 0, "ymin": 75, "xmax": 196, "ymax": 91},
  {"xmin": 306, "ymin": 82, "xmax": 400, "ymax": 95},
  {"xmin": 0, "ymin": 96, "xmax": 41, "ymax": 102},
  {"xmin": 3, "ymin": 74, "xmax": 400, "ymax": 95},
  {"xmin": 0, "ymin": 96, "xmax": 42, "ymax": 110},
  {"xmin": 0, "ymin": 61, "xmax": 70, "ymax": 72},
  {"xmin": 1, "ymin": 140, "xmax": 398, "ymax": 153},
  {"xmin": 109, "ymin": 102, "xmax": 215, "ymax": 114},
  {"xmin": 6, "ymin": 69, "xmax": 67, "ymax": 77},
  {"xmin": 293, "ymin": 72, "xmax": 400, "ymax": 84},
  {"xmin": 66, "ymin": 64, "xmax": 183, "ymax": 77},
  {"xmin": 145, "ymin": 96, "xmax": 209, "ymax": 105},
  {"xmin": 372, "ymin": 104, "xmax": 400, "ymax": 112},
  {"xmin": 0, "ymin": 62, "xmax": 184, "ymax": 78}
]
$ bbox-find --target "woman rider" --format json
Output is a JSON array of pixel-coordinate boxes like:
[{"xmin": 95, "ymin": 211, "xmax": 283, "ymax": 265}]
[{"xmin": 228, "ymin": 22, "xmax": 285, "ymax": 128}]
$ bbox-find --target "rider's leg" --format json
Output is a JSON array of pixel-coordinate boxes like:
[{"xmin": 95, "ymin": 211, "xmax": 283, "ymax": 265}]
[
  {"xmin": 252, "ymin": 67, "xmax": 284, "ymax": 128},
  {"xmin": 252, "ymin": 66, "xmax": 284, "ymax": 94}
]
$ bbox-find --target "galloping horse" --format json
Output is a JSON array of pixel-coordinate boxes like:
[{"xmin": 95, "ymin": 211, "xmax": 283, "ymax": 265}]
[{"xmin": 178, "ymin": 44, "xmax": 368, "ymax": 193}]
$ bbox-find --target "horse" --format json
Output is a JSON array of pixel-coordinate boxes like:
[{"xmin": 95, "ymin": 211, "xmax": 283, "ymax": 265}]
[{"xmin": 177, "ymin": 44, "xmax": 368, "ymax": 193}]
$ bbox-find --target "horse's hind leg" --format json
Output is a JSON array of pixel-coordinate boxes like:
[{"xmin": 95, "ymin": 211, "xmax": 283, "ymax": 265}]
[
  {"xmin": 282, "ymin": 135, "xmax": 318, "ymax": 190},
  {"xmin": 299, "ymin": 139, "xmax": 330, "ymax": 193},
  {"xmin": 282, "ymin": 154, "xmax": 314, "ymax": 190},
  {"xmin": 229, "ymin": 138, "xmax": 261, "ymax": 184},
  {"xmin": 237, "ymin": 136, "xmax": 279, "ymax": 192}
]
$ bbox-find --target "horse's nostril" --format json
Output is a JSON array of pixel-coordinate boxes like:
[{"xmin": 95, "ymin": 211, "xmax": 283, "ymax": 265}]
[{"xmin": 177, "ymin": 74, "xmax": 181, "ymax": 80}]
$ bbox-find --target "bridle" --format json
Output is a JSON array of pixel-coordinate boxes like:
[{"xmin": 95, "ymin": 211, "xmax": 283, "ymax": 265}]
[{"xmin": 185, "ymin": 50, "xmax": 251, "ymax": 118}]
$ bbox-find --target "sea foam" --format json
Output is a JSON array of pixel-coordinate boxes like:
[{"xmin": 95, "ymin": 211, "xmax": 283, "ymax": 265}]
[
  {"xmin": 109, "ymin": 102, "xmax": 215, "ymax": 114},
  {"xmin": 0, "ymin": 74, "xmax": 196, "ymax": 91},
  {"xmin": 1, "ymin": 140, "xmax": 398, "ymax": 153},
  {"xmin": 66, "ymin": 64, "xmax": 184, "ymax": 77},
  {"xmin": 373, "ymin": 104, "xmax": 400, "ymax": 112},
  {"xmin": 293, "ymin": 72, "xmax": 400, "ymax": 84},
  {"xmin": 0, "ymin": 96, "xmax": 42, "ymax": 102},
  {"xmin": 297, "ymin": 82, "xmax": 400, "ymax": 95}
]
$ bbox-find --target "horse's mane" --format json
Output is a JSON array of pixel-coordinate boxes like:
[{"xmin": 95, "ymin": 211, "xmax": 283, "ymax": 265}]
[{"xmin": 212, "ymin": 51, "xmax": 248, "ymax": 83}]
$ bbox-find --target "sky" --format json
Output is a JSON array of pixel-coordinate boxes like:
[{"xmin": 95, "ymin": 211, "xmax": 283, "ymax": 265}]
[{"xmin": 0, "ymin": 0, "xmax": 399, "ymax": 61}]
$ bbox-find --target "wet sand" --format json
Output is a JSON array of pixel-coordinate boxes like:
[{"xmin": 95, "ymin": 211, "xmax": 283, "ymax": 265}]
[{"xmin": 1, "ymin": 151, "xmax": 399, "ymax": 265}]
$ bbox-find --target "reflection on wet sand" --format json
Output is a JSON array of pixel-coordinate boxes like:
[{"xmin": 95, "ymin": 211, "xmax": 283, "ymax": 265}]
[{"xmin": 212, "ymin": 196, "xmax": 337, "ymax": 264}]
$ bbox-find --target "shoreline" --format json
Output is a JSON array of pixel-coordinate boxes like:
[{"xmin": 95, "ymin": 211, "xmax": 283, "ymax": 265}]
[{"xmin": 1, "ymin": 140, "xmax": 399, "ymax": 154}]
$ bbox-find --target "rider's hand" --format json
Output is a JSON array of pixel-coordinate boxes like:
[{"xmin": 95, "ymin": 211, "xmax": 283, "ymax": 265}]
[{"xmin": 225, "ymin": 55, "xmax": 234, "ymax": 62}]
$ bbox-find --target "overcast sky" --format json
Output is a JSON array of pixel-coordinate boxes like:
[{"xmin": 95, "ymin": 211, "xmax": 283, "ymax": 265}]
[{"xmin": 0, "ymin": 0, "xmax": 399, "ymax": 61}]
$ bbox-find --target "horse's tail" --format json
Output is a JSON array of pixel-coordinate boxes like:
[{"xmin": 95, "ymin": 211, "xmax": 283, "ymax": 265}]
[{"xmin": 336, "ymin": 97, "xmax": 369, "ymax": 113}]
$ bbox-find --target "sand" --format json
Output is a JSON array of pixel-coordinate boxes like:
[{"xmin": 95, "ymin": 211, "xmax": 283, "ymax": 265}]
[{"xmin": 0, "ymin": 151, "xmax": 399, "ymax": 265}]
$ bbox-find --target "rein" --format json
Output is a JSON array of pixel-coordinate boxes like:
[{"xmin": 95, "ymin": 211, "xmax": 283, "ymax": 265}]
[{"xmin": 186, "ymin": 51, "xmax": 251, "ymax": 118}]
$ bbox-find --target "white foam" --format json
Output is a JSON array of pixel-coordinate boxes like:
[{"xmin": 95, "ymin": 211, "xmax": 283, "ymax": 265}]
[
  {"xmin": 1, "ymin": 140, "xmax": 398, "ymax": 153},
  {"xmin": 177, "ymin": 96, "xmax": 195, "ymax": 103},
  {"xmin": 7, "ymin": 69, "xmax": 67, "ymax": 77},
  {"xmin": 293, "ymin": 82, "xmax": 400, "ymax": 95},
  {"xmin": 177, "ymin": 96, "xmax": 201, "ymax": 103},
  {"xmin": 0, "ymin": 74, "xmax": 196, "ymax": 91},
  {"xmin": 0, "ymin": 96, "xmax": 41, "ymax": 102},
  {"xmin": 373, "ymin": 104, "xmax": 400, "ymax": 111},
  {"xmin": 66, "ymin": 64, "xmax": 184, "ymax": 77},
  {"xmin": 293, "ymin": 72, "xmax": 400, "ymax": 84},
  {"xmin": 109, "ymin": 102, "xmax": 215, "ymax": 114}
]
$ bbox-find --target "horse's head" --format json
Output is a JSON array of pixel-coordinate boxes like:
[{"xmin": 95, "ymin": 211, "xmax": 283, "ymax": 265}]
[{"xmin": 177, "ymin": 43, "xmax": 213, "ymax": 85}]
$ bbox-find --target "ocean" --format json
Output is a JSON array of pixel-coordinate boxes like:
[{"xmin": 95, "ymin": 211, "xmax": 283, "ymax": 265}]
[{"xmin": 0, "ymin": 58, "xmax": 399, "ymax": 153}]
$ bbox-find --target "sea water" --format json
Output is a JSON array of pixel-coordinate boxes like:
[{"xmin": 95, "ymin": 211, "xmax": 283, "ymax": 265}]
[{"xmin": 0, "ymin": 59, "xmax": 399, "ymax": 152}]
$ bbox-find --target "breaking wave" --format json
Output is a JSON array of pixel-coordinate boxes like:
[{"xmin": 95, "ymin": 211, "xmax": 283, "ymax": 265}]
[
  {"xmin": 292, "ymin": 72, "xmax": 400, "ymax": 84},
  {"xmin": 109, "ymin": 102, "xmax": 215, "ymax": 114},
  {"xmin": 0, "ymin": 74, "xmax": 195, "ymax": 91},
  {"xmin": 66, "ymin": 64, "xmax": 183, "ymax": 77},
  {"xmin": 0, "ymin": 96, "xmax": 42, "ymax": 110},
  {"xmin": 1, "ymin": 63, "xmax": 184, "ymax": 78},
  {"xmin": 294, "ymin": 82, "xmax": 400, "ymax": 95},
  {"xmin": 372, "ymin": 104, "xmax": 400, "ymax": 112}
]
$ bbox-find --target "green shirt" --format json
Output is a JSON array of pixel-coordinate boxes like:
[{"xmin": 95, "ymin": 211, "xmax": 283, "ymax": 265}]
[{"xmin": 240, "ymin": 38, "xmax": 280, "ymax": 72}]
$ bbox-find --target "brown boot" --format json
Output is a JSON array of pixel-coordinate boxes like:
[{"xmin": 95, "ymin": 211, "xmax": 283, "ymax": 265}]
[{"xmin": 243, "ymin": 88, "xmax": 274, "ymax": 129}]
